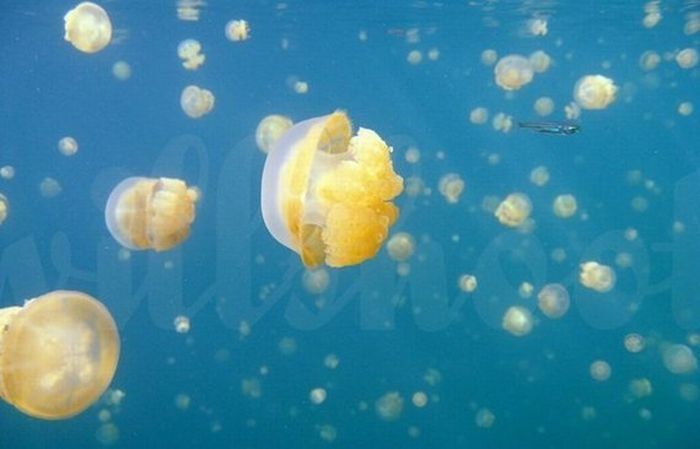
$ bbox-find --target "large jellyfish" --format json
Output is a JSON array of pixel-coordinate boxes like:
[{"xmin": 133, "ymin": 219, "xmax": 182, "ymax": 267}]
[
  {"xmin": 105, "ymin": 177, "xmax": 199, "ymax": 251},
  {"xmin": 0, "ymin": 290, "xmax": 120, "ymax": 419},
  {"xmin": 63, "ymin": 2, "xmax": 112, "ymax": 54},
  {"xmin": 260, "ymin": 111, "xmax": 404, "ymax": 268}
]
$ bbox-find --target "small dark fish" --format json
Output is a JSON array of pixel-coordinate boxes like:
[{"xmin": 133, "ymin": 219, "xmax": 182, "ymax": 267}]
[{"xmin": 518, "ymin": 121, "xmax": 581, "ymax": 135}]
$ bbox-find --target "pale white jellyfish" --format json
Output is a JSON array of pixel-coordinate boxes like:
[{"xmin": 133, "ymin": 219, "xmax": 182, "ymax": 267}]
[
  {"xmin": 537, "ymin": 283, "xmax": 570, "ymax": 319},
  {"xmin": 375, "ymin": 391, "xmax": 403, "ymax": 421},
  {"xmin": 564, "ymin": 101, "xmax": 581, "ymax": 120},
  {"xmin": 675, "ymin": 48, "xmax": 699, "ymax": 69},
  {"xmin": 0, "ymin": 194, "xmax": 8, "ymax": 225},
  {"xmin": 177, "ymin": 39, "xmax": 205, "ymax": 70},
  {"xmin": 518, "ymin": 282, "xmax": 534, "ymax": 298},
  {"xmin": 502, "ymin": 306, "xmax": 533, "ymax": 337},
  {"xmin": 173, "ymin": 315, "xmax": 190, "ymax": 333},
  {"xmin": 309, "ymin": 388, "xmax": 327, "ymax": 405},
  {"xmin": 293, "ymin": 81, "xmax": 309, "ymax": 94},
  {"xmin": 63, "ymin": 2, "xmax": 112, "ymax": 53},
  {"xmin": 112, "ymin": 61, "xmax": 132, "ymax": 81},
  {"xmin": 628, "ymin": 378, "xmax": 652, "ymax": 398},
  {"xmin": 492, "ymin": 112, "xmax": 514, "ymax": 133},
  {"xmin": 639, "ymin": 51, "xmax": 661, "ymax": 71},
  {"xmin": 469, "ymin": 107, "xmax": 489, "ymax": 124},
  {"xmin": 180, "ymin": 85, "xmax": 215, "ymax": 118},
  {"xmin": 302, "ymin": 268, "xmax": 330, "ymax": 294},
  {"xmin": 39, "ymin": 177, "xmax": 62, "ymax": 198},
  {"xmin": 579, "ymin": 261, "xmax": 616, "ymax": 292},
  {"xmin": 528, "ymin": 50, "xmax": 552, "ymax": 73},
  {"xmin": 534, "ymin": 97, "xmax": 554, "ymax": 116},
  {"xmin": 475, "ymin": 408, "xmax": 495, "ymax": 428},
  {"xmin": 225, "ymin": 20, "xmax": 251, "ymax": 42},
  {"xmin": 404, "ymin": 147, "xmax": 420, "ymax": 164},
  {"xmin": 494, "ymin": 55, "xmax": 534, "ymax": 91},
  {"xmin": 0, "ymin": 166, "xmax": 15, "ymax": 180},
  {"xmin": 529, "ymin": 166, "xmax": 550, "ymax": 186},
  {"xmin": 255, "ymin": 115, "xmax": 293, "ymax": 154},
  {"xmin": 386, "ymin": 232, "xmax": 416, "ymax": 262},
  {"xmin": 458, "ymin": 274, "xmax": 477, "ymax": 293},
  {"xmin": 552, "ymin": 194, "xmax": 577, "ymax": 218},
  {"xmin": 481, "ymin": 49, "xmax": 498, "ymax": 66},
  {"xmin": 58, "ymin": 136, "xmax": 79, "ymax": 156},
  {"xmin": 678, "ymin": 102, "xmax": 694, "ymax": 116},
  {"xmin": 494, "ymin": 193, "xmax": 532, "ymax": 227},
  {"xmin": 662, "ymin": 344, "xmax": 697, "ymax": 374},
  {"xmin": 525, "ymin": 18, "xmax": 548, "ymax": 36},
  {"xmin": 589, "ymin": 360, "xmax": 612, "ymax": 381},
  {"xmin": 574, "ymin": 75, "xmax": 618, "ymax": 110},
  {"xmin": 407, "ymin": 50, "xmax": 423, "ymax": 65},
  {"xmin": 438, "ymin": 173, "xmax": 465, "ymax": 204}
]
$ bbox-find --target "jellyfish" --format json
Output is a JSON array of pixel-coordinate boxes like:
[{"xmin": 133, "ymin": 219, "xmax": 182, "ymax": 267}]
[
  {"xmin": 0, "ymin": 193, "xmax": 8, "ymax": 225},
  {"xmin": 260, "ymin": 111, "xmax": 404, "ymax": 268},
  {"xmin": 58, "ymin": 136, "xmax": 79, "ymax": 156},
  {"xmin": 255, "ymin": 114, "xmax": 294, "ymax": 154},
  {"xmin": 180, "ymin": 85, "xmax": 215, "ymax": 118},
  {"xmin": 0, "ymin": 290, "xmax": 119, "ymax": 419},
  {"xmin": 573, "ymin": 75, "xmax": 618, "ymax": 110},
  {"xmin": 63, "ymin": 2, "xmax": 112, "ymax": 54},
  {"xmin": 225, "ymin": 19, "xmax": 250, "ymax": 42},
  {"xmin": 386, "ymin": 232, "xmax": 416, "ymax": 262},
  {"xmin": 502, "ymin": 306, "xmax": 533, "ymax": 337},
  {"xmin": 177, "ymin": 39, "xmax": 205, "ymax": 70},
  {"xmin": 494, "ymin": 193, "xmax": 532, "ymax": 227},
  {"xmin": 105, "ymin": 177, "xmax": 199, "ymax": 251},
  {"xmin": 537, "ymin": 283, "xmax": 570, "ymax": 318},
  {"xmin": 553, "ymin": 194, "xmax": 577, "ymax": 218},
  {"xmin": 579, "ymin": 261, "xmax": 616, "ymax": 292},
  {"xmin": 494, "ymin": 55, "xmax": 534, "ymax": 91}
]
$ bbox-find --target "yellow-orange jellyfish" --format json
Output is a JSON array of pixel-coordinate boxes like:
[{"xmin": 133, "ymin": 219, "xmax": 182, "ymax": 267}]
[
  {"xmin": 260, "ymin": 111, "xmax": 404, "ymax": 268},
  {"xmin": 494, "ymin": 55, "xmax": 534, "ymax": 91},
  {"xmin": 494, "ymin": 193, "xmax": 532, "ymax": 227},
  {"xmin": 0, "ymin": 290, "xmax": 119, "ymax": 419},
  {"xmin": 180, "ymin": 85, "xmax": 215, "ymax": 119},
  {"xmin": 579, "ymin": 261, "xmax": 616, "ymax": 292},
  {"xmin": 63, "ymin": 2, "xmax": 112, "ymax": 54},
  {"xmin": 573, "ymin": 75, "xmax": 618, "ymax": 110},
  {"xmin": 105, "ymin": 177, "xmax": 199, "ymax": 251}
]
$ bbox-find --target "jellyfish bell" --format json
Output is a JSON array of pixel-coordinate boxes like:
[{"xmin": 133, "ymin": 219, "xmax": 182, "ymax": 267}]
[
  {"xmin": 105, "ymin": 177, "xmax": 199, "ymax": 251},
  {"xmin": 0, "ymin": 290, "xmax": 120, "ymax": 419},
  {"xmin": 63, "ymin": 2, "xmax": 113, "ymax": 54},
  {"xmin": 260, "ymin": 111, "xmax": 404, "ymax": 268}
]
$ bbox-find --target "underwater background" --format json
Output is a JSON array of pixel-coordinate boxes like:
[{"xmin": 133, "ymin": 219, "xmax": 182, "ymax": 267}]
[{"xmin": 1, "ymin": 0, "xmax": 700, "ymax": 448}]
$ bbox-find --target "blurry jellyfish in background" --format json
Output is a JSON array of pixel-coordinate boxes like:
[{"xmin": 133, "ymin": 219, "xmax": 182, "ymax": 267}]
[
  {"xmin": 662, "ymin": 344, "xmax": 698, "ymax": 374},
  {"xmin": 40, "ymin": 177, "xmax": 62, "ymax": 198},
  {"xmin": 579, "ymin": 261, "xmax": 616, "ymax": 292},
  {"xmin": 624, "ymin": 333, "xmax": 646, "ymax": 353},
  {"xmin": 174, "ymin": 393, "xmax": 191, "ymax": 410},
  {"xmin": 469, "ymin": 107, "xmax": 489, "ymax": 124},
  {"xmin": 173, "ymin": 315, "xmax": 191, "ymax": 333},
  {"xmin": 534, "ymin": 97, "xmax": 554, "ymax": 116},
  {"xmin": 176, "ymin": 0, "xmax": 205, "ymax": 21},
  {"xmin": 573, "ymin": 75, "xmax": 618, "ymax": 110},
  {"xmin": 481, "ymin": 49, "xmax": 498, "ymax": 66},
  {"xmin": 525, "ymin": 17, "xmax": 548, "ymax": 36},
  {"xmin": 475, "ymin": 408, "xmax": 495, "ymax": 428},
  {"xmin": 639, "ymin": 51, "xmax": 661, "ymax": 71},
  {"xmin": 260, "ymin": 111, "xmax": 404, "ymax": 268},
  {"xmin": 502, "ymin": 306, "xmax": 534, "ymax": 337},
  {"xmin": 530, "ymin": 166, "xmax": 550, "ymax": 187},
  {"xmin": 518, "ymin": 282, "xmax": 534, "ymax": 298},
  {"xmin": 427, "ymin": 48, "xmax": 440, "ymax": 61},
  {"xmin": 494, "ymin": 193, "xmax": 532, "ymax": 227},
  {"xmin": 685, "ymin": 12, "xmax": 700, "ymax": 35},
  {"xmin": 180, "ymin": 85, "xmax": 215, "ymax": 118},
  {"xmin": 177, "ymin": 39, "xmax": 205, "ymax": 70},
  {"xmin": 643, "ymin": 1, "xmax": 662, "ymax": 28},
  {"xmin": 528, "ymin": 50, "xmax": 552, "ymax": 73},
  {"xmin": 438, "ymin": 173, "xmax": 465, "ymax": 203},
  {"xmin": 552, "ymin": 194, "xmax": 578, "ymax": 218},
  {"xmin": 458, "ymin": 274, "xmax": 478, "ymax": 293},
  {"xmin": 0, "ymin": 290, "xmax": 120, "ymax": 419},
  {"xmin": 112, "ymin": 60, "xmax": 132, "ymax": 81},
  {"xmin": 318, "ymin": 425, "xmax": 337, "ymax": 442},
  {"xmin": 564, "ymin": 101, "xmax": 581, "ymax": 120},
  {"xmin": 256, "ymin": 115, "xmax": 294, "ymax": 154},
  {"xmin": 679, "ymin": 383, "xmax": 699, "ymax": 402},
  {"xmin": 95, "ymin": 423, "xmax": 119, "ymax": 445},
  {"xmin": 675, "ymin": 48, "xmax": 698, "ymax": 69},
  {"xmin": 407, "ymin": 50, "xmax": 423, "ymax": 65},
  {"xmin": 0, "ymin": 194, "xmax": 8, "ymax": 225},
  {"xmin": 678, "ymin": 102, "xmax": 694, "ymax": 116},
  {"xmin": 0, "ymin": 166, "xmax": 15, "ymax": 180},
  {"xmin": 58, "ymin": 136, "xmax": 79, "ymax": 156},
  {"xmin": 537, "ymin": 283, "xmax": 570, "ymax": 319},
  {"xmin": 302, "ymin": 268, "xmax": 330, "ymax": 294},
  {"xmin": 628, "ymin": 378, "xmax": 653, "ymax": 398},
  {"xmin": 589, "ymin": 360, "xmax": 612, "ymax": 381},
  {"xmin": 404, "ymin": 146, "xmax": 420, "ymax": 164},
  {"xmin": 412, "ymin": 391, "xmax": 428, "ymax": 408},
  {"xmin": 492, "ymin": 112, "xmax": 514, "ymax": 133},
  {"xmin": 64, "ymin": 2, "xmax": 112, "ymax": 53},
  {"xmin": 494, "ymin": 55, "xmax": 534, "ymax": 90},
  {"xmin": 375, "ymin": 391, "xmax": 404, "ymax": 421},
  {"xmin": 386, "ymin": 232, "xmax": 416, "ymax": 262},
  {"xmin": 105, "ymin": 177, "xmax": 199, "ymax": 251},
  {"xmin": 225, "ymin": 19, "xmax": 251, "ymax": 42}
]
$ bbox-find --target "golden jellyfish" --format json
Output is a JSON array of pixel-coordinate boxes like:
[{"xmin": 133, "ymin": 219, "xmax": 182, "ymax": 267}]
[
  {"xmin": 502, "ymin": 306, "xmax": 533, "ymax": 337},
  {"xmin": 0, "ymin": 193, "xmax": 7, "ymax": 225},
  {"xmin": 255, "ymin": 114, "xmax": 294, "ymax": 154},
  {"xmin": 589, "ymin": 360, "xmax": 612, "ymax": 381},
  {"xmin": 105, "ymin": 177, "xmax": 199, "ymax": 251},
  {"xmin": 180, "ymin": 85, "xmax": 215, "ymax": 119},
  {"xmin": 579, "ymin": 261, "xmax": 616, "ymax": 292},
  {"xmin": 63, "ymin": 2, "xmax": 112, "ymax": 54},
  {"xmin": 494, "ymin": 55, "xmax": 534, "ymax": 91},
  {"xmin": 438, "ymin": 173, "xmax": 465, "ymax": 204},
  {"xmin": 0, "ymin": 290, "xmax": 119, "ymax": 419},
  {"xmin": 529, "ymin": 166, "xmax": 550, "ymax": 187},
  {"xmin": 534, "ymin": 97, "xmax": 554, "ymax": 116},
  {"xmin": 58, "ymin": 136, "xmax": 79, "ymax": 157},
  {"xmin": 675, "ymin": 48, "xmax": 699, "ymax": 69},
  {"xmin": 528, "ymin": 50, "xmax": 552, "ymax": 73},
  {"xmin": 225, "ymin": 19, "xmax": 250, "ymax": 42},
  {"xmin": 177, "ymin": 39, "xmax": 205, "ymax": 70},
  {"xmin": 260, "ymin": 111, "xmax": 404, "ymax": 268},
  {"xmin": 537, "ymin": 283, "xmax": 570, "ymax": 319},
  {"xmin": 552, "ymin": 194, "xmax": 578, "ymax": 218},
  {"xmin": 573, "ymin": 75, "xmax": 618, "ymax": 110},
  {"xmin": 386, "ymin": 232, "xmax": 416, "ymax": 262},
  {"xmin": 494, "ymin": 193, "xmax": 532, "ymax": 227}
]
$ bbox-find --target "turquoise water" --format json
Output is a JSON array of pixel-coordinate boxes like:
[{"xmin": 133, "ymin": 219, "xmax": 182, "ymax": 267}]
[{"xmin": 1, "ymin": 1, "xmax": 700, "ymax": 448}]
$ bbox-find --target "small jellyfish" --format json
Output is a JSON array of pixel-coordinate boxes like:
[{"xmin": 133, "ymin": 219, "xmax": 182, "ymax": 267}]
[
  {"xmin": 375, "ymin": 391, "xmax": 404, "ymax": 421},
  {"xmin": 225, "ymin": 19, "xmax": 251, "ymax": 42},
  {"xmin": 518, "ymin": 282, "xmax": 534, "ymax": 298},
  {"xmin": 469, "ymin": 107, "xmax": 489, "ymax": 124},
  {"xmin": 438, "ymin": 173, "xmax": 465, "ymax": 204},
  {"xmin": 39, "ymin": 177, "xmax": 62, "ymax": 198},
  {"xmin": 529, "ymin": 166, "xmax": 550, "ymax": 187},
  {"xmin": 177, "ymin": 39, "xmax": 205, "ymax": 70},
  {"xmin": 494, "ymin": 193, "xmax": 532, "ymax": 227},
  {"xmin": 639, "ymin": 51, "xmax": 661, "ymax": 71},
  {"xmin": 458, "ymin": 274, "xmax": 478, "ymax": 293},
  {"xmin": 529, "ymin": 50, "xmax": 552, "ymax": 73},
  {"xmin": 502, "ymin": 306, "xmax": 534, "ymax": 337},
  {"xmin": 0, "ymin": 165, "xmax": 15, "ymax": 180},
  {"xmin": 475, "ymin": 408, "xmax": 495, "ymax": 428},
  {"xmin": 492, "ymin": 112, "xmax": 514, "ymax": 133},
  {"xmin": 105, "ymin": 177, "xmax": 199, "ymax": 251},
  {"xmin": 525, "ymin": 18, "xmax": 548, "ymax": 36},
  {"xmin": 309, "ymin": 388, "xmax": 327, "ymax": 405},
  {"xmin": 537, "ymin": 283, "xmax": 570, "ymax": 319},
  {"xmin": 534, "ymin": 97, "xmax": 554, "ymax": 116},
  {"xmin": 407, "ymin": 50, "xmax": 423, "ymax": 65},
  {"xmin": 412, "ymin": 391, "xmax": 428, "ymax": 408},
  {"xmin": 552, "ymin": 194, "xmax": 577, "ymax": 218},
  {"xmin": 58, "ymin": 136, "xmax": 79, "ymax": 156},
  {"xmin": 678, "ymin": 102, "xmax": 694, "ymax": 116},
  {"xmin": 0, "ymin": 193, "xmax": 8, "ymax": 225},
  {"xmin": 255, "ymin": 114, "xmax": 294, "ymax": 154},
  {"xmin": 63, "ymin": 2, "xmax": 112, "ymax": 54},
  {"xmin": 628, "ymin": 378, "xmax": 653, "ymax": 398},
  {"xmin": 302, "ymin": 268, "xmax": 330, "ymax": 294},
  {"xmin": 404, "ymin": 146, "xmax": 420, "ymax": 164},
  {"xmin": 662, "ymin": 344, "xmax": 698, "ymax": 374},
  {"xmin": 590, "ymin": 360, "xmax": 612, "ymax": 381},
  {"xmin": 579, "ymin": 261, "xmax": 616, "ymax": 292},
  {"xmin": 386, "ymin": 232, "xmax": 416, "ymax": 262},
  {"xmin": 112, "ymin": 60, "xmax": 132, "ymax": 81},
  {"xmin": 480, "ymin": 49, "xmax": 498, "ymax": 66},
  {"xmin": 624, "ymin": 333, "xmax": 646, "ymax": 353},
  {"xmin": 260, "ymin": 111, "xmax": 404, "ymax": 268},
  {"xmin": 173, "ymin": 315, "xmax": 191, "ymax": 333},
  {"xmin": 180, "ymin": 85, "xmax": 215, "ymax": 118},
  {"xmin": 494, "ymin": 55, "xmax": 534, "ymax": 91},
  {"xmin": 0, "ymin": 290, "xmax": 120, "ymax": 419},
  {"xmin": 573, "ymin": 75, "xmax": 618, "ymax": 110},
  {"xmin": 675, "ymin": 48, "xmax": 699, "ymax": 69}
]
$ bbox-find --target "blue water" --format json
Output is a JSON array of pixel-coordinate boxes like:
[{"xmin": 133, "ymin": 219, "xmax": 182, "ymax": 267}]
[{"xmin": 1, "ymin": 1, "xmax": 700, "ymax": 448}]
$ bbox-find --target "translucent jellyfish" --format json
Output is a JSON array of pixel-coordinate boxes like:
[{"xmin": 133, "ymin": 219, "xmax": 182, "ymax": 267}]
[
  {"xmin": 174, "ymin": 393, "xmax": 191, "ymax": 410},
  {"xmin": 534, "ymin": 97, "xmax": 554, "ymax": 116},
  {"xmin": 63, "ymin": 2, "xmax": 112, "ymax": 54},
  {"xmin": 628, "ymin": 378, "xmax": 652, "ymax": 398},
  {"xmin": 0, "ymin": 193, "xmax": 8, "ymax": 225},
  {"xmin": 112, "ymin": 60, "xmax": 131, "ymax": 81},
  {"xmin": 256, "ymin": 115, "xmax": 294, "ymax": 154},
  {"xmin": 494, "ymin": 193, "xmax": 532, "ymax": 227},
  {"xmin": 180, "ymin": 85, "xmax": 215, "ymax": 118},
  {"xmin": 537, "ymin": 283, "xmax": 570, "ymax": 319},
  {"xmin": 438, "ymin": 173, "xmax": 465, "ymax": 204},
  {"xmin": 177, "ymin": 39, "xmax": 205, "ymax": 70},
  {"xmin": 58, "ymin": 136, "xmax": 79, "ymax": 156},
  {"xmin": 675, "ymin": 48, "xmax": 699, "ymax": 69},
  {"xmin": 324, "ymin": 353, "xmax": 339, "ymax": 369},
  {"xmin": 407, "ymin": 50, "xmax": 423, "ymax": 65},
  {"xmin": 475, "ymin": 408, "xmax": 495, "ymax": 428},
  {"xmin": 260, "ymin": 111, "xmax": 404, "ymax": 268},
  {"xmin": 502, "ymin": 306, "xmax": 534, "ymax": 337},
  {"xmin": 386, "ymin": 232, "xmax": 416, "ymax": 262},
  {"xmin": 494, "ymin": 55, "xmax": 534, "ymax": 91},
  {"xmin": 105, "ymin": 177, "xmax": 199, "ymax": 251},
  {"xmin": 552, "ymin": 194, "xmax": 577, "ymax": 218},
  {"xmin": 639, "ymin": 51, "xmax": 661, "ymax": 71},
  {"xmin": 95, "ymin": 423, "xmax": 119, "ymax": 445},
  {"xmin": 525, "ymin": 18, "xmax": 548, "ymax": 36},
  {"xmin": 458, "ymin": 274, "xmax": 478, "ymax": 293},
  {"xmin": 0, "ymin": 290, "xmax": 119, "ymax": 419},
  {"xmin": 302, "ymin": 268, "xmax": 330, "ymax": 294},
  {"xmin": 318, "ymin": 424, "xmax": 337, "ymax": 442},
  {"xmin": 469, "ymin": 107, "xmax": 489, "ymax": 124},
  {"xmin": 427, "ymin": 48, "xmax": 440, "ymax": 61},
  {"xmin": 225, "ymin": 19, "xmax": 250, "ymax": 42},
  {"xmin": 579, "ymin": 261, "xmax": 616, "ymax": 292},
  {"xmin": 375, "ymin": 391, "xmax": 403, "ymax": 421},
  {"xmin": 662, "ymin": 344, "xmax": 697, "ymax": 374},
  {"xmin": 0, "ymin": 165, "xmax": 15, "ymax": 180},
  {"xmin": 309, "ymin": 387, "xmax": 327, "ymax": 405},
  {"xmin": 530, "ymin": 166, "xmax": 550, "ymax": 187},
  {"xmin": 176, "ymin": 0, "xmax": 205, "ymax": 21},
  {"xmin": 173, "ymin": 315, "xmax": 190, "ymax": 333},
  {"xmin": 528, "ymin": 50, "xmax": 552, "ymax": 73},
  {"xmin": 412, "ymin": 391, "xmax": 428, "ymax": 407},
  {"xmin": 492, "ymin": 112, "xmax": 514, "ymax": 133},
  {"xmin": 564, "ymin": 101, "xmax": 581, "ymax": 120},
  {"xmin": 404, "ymin": 146, "xmax": 420, "ymax": 164},
  {"xmin": 480, "ymin": 49, "xmax": 498, "ymax": 66},
  {"xmin": 573, "ymin": 75, "xmax": 618, "ymax": 110},
  {"xmin": 518, "ymin": 282, "xmax": 534, "ymax": 298},
  {"xmin": 678, "ymin": 102, "xmax": 694, "ymax": 116},
  {"xmin": 39, "ymin": 177, "xmax": 62, "ymax": 198},
  {"xmin": 589, "ymin": 360, "xmax": 612, "ymax": 381}
]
